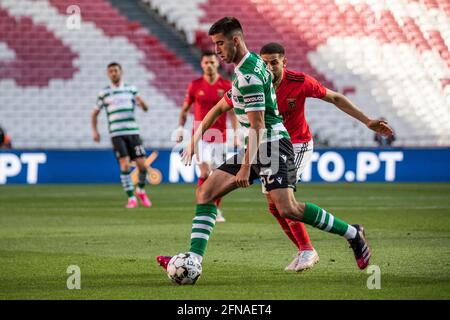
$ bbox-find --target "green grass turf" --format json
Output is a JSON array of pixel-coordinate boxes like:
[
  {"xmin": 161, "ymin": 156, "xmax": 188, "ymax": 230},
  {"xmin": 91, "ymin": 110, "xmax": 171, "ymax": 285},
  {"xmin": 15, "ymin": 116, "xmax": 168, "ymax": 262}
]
[{"xmin": 0, "ymin": 183, "xmax": 449, "ymax": 300}]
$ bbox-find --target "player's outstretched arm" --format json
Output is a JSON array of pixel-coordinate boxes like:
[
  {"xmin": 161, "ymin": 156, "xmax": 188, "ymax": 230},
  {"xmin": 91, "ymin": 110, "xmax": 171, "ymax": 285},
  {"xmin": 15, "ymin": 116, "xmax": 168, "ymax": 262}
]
[
  {"xmin": 91, "ymin": 108, "xmax": 101, "ymax": 142},
  {"xmin": 228, "ymin": 108, "xmax": 240, "ymax": 148},
  {"xmin": 321, "ymin": 89, "xmax": 394, "ymax": 137},
  {"xmin": 182, "ymin": 97, "xmax": 232, "ymax": 165},
  {"xmin": 135, "ymin": 96, "xmax": 149, "ymax": 112}
]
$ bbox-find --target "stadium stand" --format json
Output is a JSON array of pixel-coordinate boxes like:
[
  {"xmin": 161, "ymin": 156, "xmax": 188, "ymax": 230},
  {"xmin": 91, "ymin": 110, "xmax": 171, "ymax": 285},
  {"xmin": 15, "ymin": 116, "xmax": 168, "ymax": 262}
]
[
  {"xmin": 144, "ymin": 0, "xmax": 450, "ymax": 147},
  {"xmin": 0, "ymin": 0, "xmax": 198, "ymax": 148},
  {"xmin": 0, "ymin": 0, "xmax": 449, "ymax": 148}
]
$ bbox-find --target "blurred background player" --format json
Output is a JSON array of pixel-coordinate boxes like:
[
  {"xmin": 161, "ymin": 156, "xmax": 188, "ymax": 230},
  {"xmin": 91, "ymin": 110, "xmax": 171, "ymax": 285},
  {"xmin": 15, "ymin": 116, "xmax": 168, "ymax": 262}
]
[
  {"xmin": 256, "ymin": 42, "xmax": 394, "ymax": 271},
  {"xmin": 176, "ymin": 51, "xmax": 237, "ymax": 222},
  {"xmin": 91, "ymin": 62, "xmax": 151, "ymax": 209},
  {"xmin": 0, "ymin": 126, "xmax": 12, "ymax": 149}
]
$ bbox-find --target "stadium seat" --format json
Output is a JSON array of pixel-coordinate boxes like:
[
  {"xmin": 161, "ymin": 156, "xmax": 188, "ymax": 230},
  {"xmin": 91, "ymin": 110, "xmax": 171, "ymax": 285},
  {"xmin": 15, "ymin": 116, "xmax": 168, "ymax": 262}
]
[{"xmin": 1, "ymin": 0, "xmax": 449, "ymax": 148}]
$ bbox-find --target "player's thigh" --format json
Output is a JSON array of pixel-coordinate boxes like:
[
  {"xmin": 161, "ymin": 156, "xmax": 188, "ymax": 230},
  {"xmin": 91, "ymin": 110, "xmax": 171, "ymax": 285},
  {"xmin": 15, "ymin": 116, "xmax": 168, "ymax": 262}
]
[
  {"xmin": 268, "ymin": 187, "xmax": 300, "ymax": 218},
  {"xmin": 198, "ymin": 162, "xmax": 211, "ymax": 178},
  {"xmin": 196, "ymin": 169, "xmax": 238, "ymax": 204},
  {"xmin": 265, "ymin": 194, "xmax": 274, "ymax": 207},
  {"xmin": 118, "ymin": 156, "xmax": 131, "ymax": 171}
]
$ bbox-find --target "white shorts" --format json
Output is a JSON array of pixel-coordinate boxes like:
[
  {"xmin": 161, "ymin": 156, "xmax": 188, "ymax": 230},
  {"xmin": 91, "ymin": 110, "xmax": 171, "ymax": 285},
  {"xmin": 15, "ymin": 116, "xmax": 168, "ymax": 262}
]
[
  {"xmin": 261, "ymin": 139, "xmax": 313, "ymax": 194},
  {"xmin": 293, "ymin": 139, "xmax": 314, "ymax": 182},
  {"xmin": 197, "ymin": 140, "xmax": 227, "ymax": 169}
]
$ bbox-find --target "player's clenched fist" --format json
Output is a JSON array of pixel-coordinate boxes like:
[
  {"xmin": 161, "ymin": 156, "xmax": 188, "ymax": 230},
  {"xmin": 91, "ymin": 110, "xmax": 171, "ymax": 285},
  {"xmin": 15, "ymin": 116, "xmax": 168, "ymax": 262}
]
[
  {"xmin": 235, "ymin": 165, "xmax": 251, "ymax": 188},
  {"xmin": 93, "ymin": 131, "xmax": 100, "ymax": 142},
  {"xmin": 367, "ymin": 119, "xmax": 394, "ymax": 137}
]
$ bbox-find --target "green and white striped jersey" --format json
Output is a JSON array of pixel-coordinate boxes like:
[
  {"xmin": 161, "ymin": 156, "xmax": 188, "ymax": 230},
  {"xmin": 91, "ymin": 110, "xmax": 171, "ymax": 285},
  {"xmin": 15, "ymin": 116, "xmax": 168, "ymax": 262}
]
[
  {"xmin": 95, "ymin": 83, "xmax": 140, "ymax": 137},
  {"xmin": 230, "ymin": 52, "xmax": 289, "ymax": 144}
]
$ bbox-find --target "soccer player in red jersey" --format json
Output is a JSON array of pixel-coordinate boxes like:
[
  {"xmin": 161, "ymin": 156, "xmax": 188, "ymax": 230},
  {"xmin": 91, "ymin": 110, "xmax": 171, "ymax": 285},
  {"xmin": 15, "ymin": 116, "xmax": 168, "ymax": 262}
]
[
  {"xmin": 176, "ymin": 51, "xmax": 237, "ymax": 222},
  {"xmin": 221, "ymin": 42, "xmax": 392, "ymax": 271},
  {"xmin": 157, "ymin": 18, "xmax": 392, "ymax": 275}
]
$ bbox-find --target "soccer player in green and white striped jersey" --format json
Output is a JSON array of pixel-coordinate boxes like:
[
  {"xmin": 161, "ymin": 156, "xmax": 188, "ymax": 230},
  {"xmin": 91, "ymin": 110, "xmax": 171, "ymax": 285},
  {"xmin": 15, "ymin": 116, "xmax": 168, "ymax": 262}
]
[
  {"xmin": 91, "ymin": 62, "xmax": 152, "ymax": 209},
  {"xmin": 157, "ymin": 17, "xmax": 371, "ymax": 278}
]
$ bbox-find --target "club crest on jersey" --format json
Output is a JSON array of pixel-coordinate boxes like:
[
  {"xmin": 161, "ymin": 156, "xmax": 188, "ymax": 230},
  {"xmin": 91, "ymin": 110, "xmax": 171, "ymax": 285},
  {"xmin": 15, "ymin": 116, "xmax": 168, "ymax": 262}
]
[
  {"xmin": 287, "ymin": 98, "xmax": 296, "ymax": 109},
  {"xmin": 217, "ymin": 89, "xmax": 224, "ymax": 98},
  {"xmin": 198, "ymin": 90, "xmax": 205, "ymax": 96}
]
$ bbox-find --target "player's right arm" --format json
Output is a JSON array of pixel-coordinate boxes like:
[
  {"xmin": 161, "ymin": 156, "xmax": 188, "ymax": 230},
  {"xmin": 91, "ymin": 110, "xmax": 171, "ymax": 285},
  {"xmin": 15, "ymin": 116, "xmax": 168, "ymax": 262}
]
[
  {"xmin": 321, "ymin": 89, "xmax": 393, "ymax": 137},
  {"xmin": 92, "ymin": 91, "xmax": 105, "ymax": 142},
  {"xmin": 177, "ymin": 82, "xmax": 196, "ymax": 143},
  {"xmin": 182, "ymin": 97, "xmax": 232, "ymax": 165},
  {"xmin": 91, "ymin": 108, "xmax": 101, "ymax": 142},
  {"xmin": 177, "ymin": 100, "xmax": 193, "ymax": 143}
]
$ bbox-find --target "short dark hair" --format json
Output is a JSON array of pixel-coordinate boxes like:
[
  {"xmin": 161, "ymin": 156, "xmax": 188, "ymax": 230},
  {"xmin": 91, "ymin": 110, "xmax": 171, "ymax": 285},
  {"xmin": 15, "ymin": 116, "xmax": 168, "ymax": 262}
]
[
  {"xmin": 260, "ymin": 43, "xmax": 285, "ymax": 56},
  {"xmin": 201, "ymin": 50, "xmax": 216, "ymax": 59},
  {"xmin": 208, "ymin": 17, "xmax": 243, "ymax": 38},
  {"xmin": 107, "ymin": 62, "xmax": 122, "ymax": 69}
]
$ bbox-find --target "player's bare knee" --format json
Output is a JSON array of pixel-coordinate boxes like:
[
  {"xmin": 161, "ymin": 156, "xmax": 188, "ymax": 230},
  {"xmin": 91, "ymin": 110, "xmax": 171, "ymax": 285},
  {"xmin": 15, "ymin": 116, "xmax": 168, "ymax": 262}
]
[
  {"xmin": 196, "ymin": 185, "xmax": 214, "ymax": 204},
  {"xmin": 277, "ymin": 206, "xmax": 292, "ymax": 219},
  {"xmin": 278, "ymin": 203, "xmax": 301, "ymax": 220},
  {"xmin": 136, "ymin": 160, "xmax": 146, "ymax": 172}
]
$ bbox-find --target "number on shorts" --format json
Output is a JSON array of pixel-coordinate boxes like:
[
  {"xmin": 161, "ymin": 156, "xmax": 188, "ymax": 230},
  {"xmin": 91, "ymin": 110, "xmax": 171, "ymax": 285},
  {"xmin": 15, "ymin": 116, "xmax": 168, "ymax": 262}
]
[{"xmin": 135, "ymin": 145, "xmax": 145, "ymax": 157}]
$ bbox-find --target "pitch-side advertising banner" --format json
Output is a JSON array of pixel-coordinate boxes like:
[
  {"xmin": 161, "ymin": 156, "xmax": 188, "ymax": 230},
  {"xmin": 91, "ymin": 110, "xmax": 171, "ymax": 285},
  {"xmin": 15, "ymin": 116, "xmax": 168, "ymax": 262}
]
[{"xmin": 0, "ymin": 148, "xmax": 449, "ymax": 184}]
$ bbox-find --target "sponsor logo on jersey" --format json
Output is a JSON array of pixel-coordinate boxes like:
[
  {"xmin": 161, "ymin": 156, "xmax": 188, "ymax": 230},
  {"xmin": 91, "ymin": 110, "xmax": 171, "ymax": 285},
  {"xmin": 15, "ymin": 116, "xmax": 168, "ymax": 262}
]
[
  {"xmin": 244, "ymin": 94, "xmax": 264, "ymax": 104},
  {"xmin": 198, "ymin": 90, "xmax": 205, "ymax": 96}
]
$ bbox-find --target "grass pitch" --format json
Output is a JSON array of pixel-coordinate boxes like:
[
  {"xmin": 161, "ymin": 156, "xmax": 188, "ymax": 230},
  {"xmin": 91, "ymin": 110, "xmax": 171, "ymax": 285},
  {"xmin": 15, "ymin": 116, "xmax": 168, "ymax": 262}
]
[{"xmin": 0, "ymin": 183, "xmax": 449, "ymax": 300}]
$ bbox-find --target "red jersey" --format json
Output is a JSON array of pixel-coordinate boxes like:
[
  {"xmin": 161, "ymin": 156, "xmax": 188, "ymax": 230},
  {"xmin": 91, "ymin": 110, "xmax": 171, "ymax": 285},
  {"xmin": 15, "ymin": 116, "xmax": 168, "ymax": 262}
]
[
  {"xmin": 224, "ymin": 69, "xmax": 326, "ymax": 144},
  {"xmin": 276, "ymin": 70, "xmax": 327, "ymax": 143},
  {"xmin": 184, "ymin": 76, "xmax": 231, "ymax": 143}
]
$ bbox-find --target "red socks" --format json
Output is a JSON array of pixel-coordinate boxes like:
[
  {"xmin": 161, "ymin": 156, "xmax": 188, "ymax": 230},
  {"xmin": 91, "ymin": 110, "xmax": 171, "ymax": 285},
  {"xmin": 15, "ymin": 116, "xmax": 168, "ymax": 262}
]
[{"xmin": 268, "ymin": 203, "xmax": 313, "ymax": 251}]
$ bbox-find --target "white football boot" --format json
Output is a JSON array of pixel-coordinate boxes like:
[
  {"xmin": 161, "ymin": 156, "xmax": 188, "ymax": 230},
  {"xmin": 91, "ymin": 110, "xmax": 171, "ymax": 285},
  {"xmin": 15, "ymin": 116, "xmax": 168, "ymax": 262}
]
[
  {"xmin": 284, "ymin": 251, "xmax": 301, "ymax": 271},
  {"xmin": 294, "ymin": 249, "xmax": 319, "ymax": 272}
]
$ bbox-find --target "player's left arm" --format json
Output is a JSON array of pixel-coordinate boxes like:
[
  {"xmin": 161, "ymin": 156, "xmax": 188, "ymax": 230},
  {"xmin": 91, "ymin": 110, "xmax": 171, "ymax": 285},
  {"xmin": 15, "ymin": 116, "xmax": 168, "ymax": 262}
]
[
  {"xmin": 228, "ymin": 109, "xmax": 239, "ymax": 147},
  {"xmin": 321, "ymin": 89, "xmax": 393, "ymax": 137},
  {"xmin": 182, "ymin": 97, "xmax": 233, "ymax": 165},
  {"xmin": 135, "ymin": 96, "xmax": 149, "ymax": 112}
]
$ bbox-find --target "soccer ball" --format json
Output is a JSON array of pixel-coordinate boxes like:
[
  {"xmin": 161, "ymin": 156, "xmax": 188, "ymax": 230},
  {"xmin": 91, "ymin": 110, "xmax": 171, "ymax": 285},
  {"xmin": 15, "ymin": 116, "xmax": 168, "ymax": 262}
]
[{"xmin": 167, "ymin": 253, "xmax": 202, "ymax": 285}]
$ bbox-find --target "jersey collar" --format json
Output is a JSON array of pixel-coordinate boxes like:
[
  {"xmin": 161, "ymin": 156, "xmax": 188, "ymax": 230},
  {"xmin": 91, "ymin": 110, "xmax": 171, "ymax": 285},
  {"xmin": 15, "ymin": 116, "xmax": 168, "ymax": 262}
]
[
  {"xmin": 110, "ymin": 81, "xmax": 124, "ymax": 88},
  {"xmin": 234, "ymin": 51, "xmax": 251, "ymax": 72}
]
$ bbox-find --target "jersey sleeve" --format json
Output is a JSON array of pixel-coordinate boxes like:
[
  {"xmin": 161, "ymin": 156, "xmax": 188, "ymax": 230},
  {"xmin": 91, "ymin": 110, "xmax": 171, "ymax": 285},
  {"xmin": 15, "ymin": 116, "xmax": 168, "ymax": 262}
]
[
  {"xmin": 183, "ymin": 82, "xmax": 195, "ymax": 105},
  {"xmin": 238, "ymin": 74, "xmax": 265, "ymax": 112},
  {"xmin": 95, "ymin": 91, "xmax": 105, "ymax": 110},
  {"xmin": 303, "ymin": 74, "xmax": 327, "ymax": 98},
  {"xmin": 224, "ymin": 89, "xmax": 233, "ymax": 107},
  {"xmin": 131, "ymin": 85, "xmax": 139, "ymax": 97}
]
